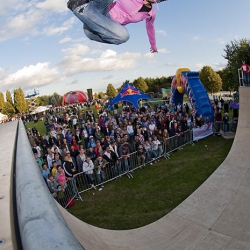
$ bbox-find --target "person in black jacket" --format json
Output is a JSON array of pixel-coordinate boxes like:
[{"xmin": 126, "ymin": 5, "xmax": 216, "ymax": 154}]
[
  {"xmin": 103, "ymin": 146, "xmax": 119, "ymax": 178},
  {"xmin": 62, "ymin": 155, "xmax": 78, "ymax": 198}
]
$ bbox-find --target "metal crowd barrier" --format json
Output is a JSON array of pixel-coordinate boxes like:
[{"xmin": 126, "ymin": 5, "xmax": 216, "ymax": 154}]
[
  {"xmin": 66, "ymin": 129, "xmax": 194, "ymax": 205},
  {"xmin": 213, "ymin": 121, "xmax": 238, "ymax": 135}
]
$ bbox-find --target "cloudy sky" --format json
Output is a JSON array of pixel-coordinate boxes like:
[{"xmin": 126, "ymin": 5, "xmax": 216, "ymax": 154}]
[{"xmin": 1, "ymin": 0, "xmax": 249, "ymax": 97}]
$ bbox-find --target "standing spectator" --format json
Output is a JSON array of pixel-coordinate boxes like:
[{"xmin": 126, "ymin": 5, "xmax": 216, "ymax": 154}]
[
  {"xmin": 103, "ymin": 146, "xmax": 119, "ymax": 178},
  {"xmin": 47, "ymin": 174, "xmax": 65, "ymax": 199},
  {"xmin": 86, "ymin": 146, "xmax": 97, "ymax": 162},
  {"xmin": 41, "ymin": 164, "xmax": 50, "ymax": 180},
  {"xmin": 76, "ymin": 148, "xmax": 86, "ymax": 173},
  {"xmin": 94, "ymin": 156, "xmax": 107, "ymax": 191},
  {"xmin": 46, "ymin": 149, "xmax": 54, "ymax": 169},
  {"xmin": 223, "ymin": 113, "xmax": 229, "ymax": 136},
  {"xmin": 62, "ymin": 155, "xmax": 76, "ymax": 178},
  {"xmin": 137, "ymin": 144, "xmax": 146, "ymax": 167},
  {"xmin": 215, "ymin": 109, "xmax": 222, "ymax": 135},
  {"xmin": 82, "ymin": 156, "xmax": 95, "ymax": 189},
  {"xmin": 240, "ymin": 61, "xmax": 249, "ymax": 86},
  {"xmin": 152, "ymin": 136, "xmax": 161, "ymax": 160}
]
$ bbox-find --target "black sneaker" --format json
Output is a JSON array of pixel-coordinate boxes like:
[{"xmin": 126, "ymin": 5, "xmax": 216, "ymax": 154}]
[{"xmin": 67, "ymin": 0, "xmax": 89, "ymax": 11}]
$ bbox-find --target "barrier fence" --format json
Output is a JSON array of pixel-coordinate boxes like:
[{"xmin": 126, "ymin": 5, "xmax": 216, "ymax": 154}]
[
  {"xmin": 48, "ymin": 123, "xmax": 237, "ymax": 209},
  {"xmin": 213, "ymin": 121, "xmax": 238, "ymax": 135},
  {"xmin": 58, "ymin": 129, "xmax": 194, "ymax": 208}
]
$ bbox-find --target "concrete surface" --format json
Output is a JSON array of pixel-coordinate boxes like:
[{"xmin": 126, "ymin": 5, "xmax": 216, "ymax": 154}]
[
  {"xmin": 0, "ymin": 121, "xmax": 18, "ymax": 250},
  {"xmin": 58, "ymin": 87, "xmax": 250, "ymax": 250}
]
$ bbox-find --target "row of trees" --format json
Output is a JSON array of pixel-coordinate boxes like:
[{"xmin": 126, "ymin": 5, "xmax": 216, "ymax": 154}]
[{"xmin": 0, "ymin": 89, "xmax": 64, "ymax": 117}]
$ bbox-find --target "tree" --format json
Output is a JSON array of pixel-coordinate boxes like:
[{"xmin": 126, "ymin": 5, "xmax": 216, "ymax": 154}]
[
  {"xmin": 93, "ymin": 92, "xmax": 99, "ymax": 99},
  {"xmin": 133, "ymin": 77, "xmax": 148, "ymax": 92},
  {"xmin": 106, "ymin": 83, "xmax": 117, "ymax": 97},
  {"xmin": 36, "ymin": 95, "xmax": 50, "ymax": 106},
  {"xmin": 2, "ymin": 102, "xmax": 15, "ymax": 117},
  {"xmin": 13, "ymin": 88, "xmax": 26, "ymax": 114},
  {"xmin": 98, "ymin": 92, "xmax": 106, "ymax": 99},
  {"xmin": 199, "ymin": 66, "xmax": 222, "ymax": 93},
  {"xmin": 223, "ymin": 38, "xmax": 250, "ymax": 90},
  {"xmin": 217, "ymin": 68, "xmax": 235, "ymax": 92},
  {"xmin": 6, "ymin": 90, "xmax": 13, "ymax": 106},
  {"xmin": 0, "ymin": 92, "xmax": 5, "ymax": 112},
  {"xmin": 51, "ymin": 92, "xmax": 62, "ymax": 107}
]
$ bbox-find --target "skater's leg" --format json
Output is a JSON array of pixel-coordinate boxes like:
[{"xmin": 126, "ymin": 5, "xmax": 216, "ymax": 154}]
[{"xmin": 74, "ymin": 2, "xmax": 129, "ymax": 45}]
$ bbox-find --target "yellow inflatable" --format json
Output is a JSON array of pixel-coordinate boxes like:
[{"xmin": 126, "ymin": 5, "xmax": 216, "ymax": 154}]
[{"xmin": 175, "ymin": 68, "xmax": 190, "ymax": 94}]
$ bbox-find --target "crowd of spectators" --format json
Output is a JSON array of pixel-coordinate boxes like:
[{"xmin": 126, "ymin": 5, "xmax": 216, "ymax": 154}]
[{"xmin": 27, "ymin": 99, "xmax": 237, "ymax": 200}]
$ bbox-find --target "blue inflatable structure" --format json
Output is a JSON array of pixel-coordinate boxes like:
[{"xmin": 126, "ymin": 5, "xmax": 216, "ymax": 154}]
[{"xmin": 171, "ymin": 69, "xmax": 213, "ymax": 122}]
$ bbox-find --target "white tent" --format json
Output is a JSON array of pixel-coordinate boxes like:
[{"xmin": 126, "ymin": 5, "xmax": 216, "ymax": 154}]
[
  {"xmin": 31, "ymin": 106, "xmax": 48, "ymax": 114},
  {"xmin": 0, "ymin": 112, "xmax": 8, "ymax": 121}
]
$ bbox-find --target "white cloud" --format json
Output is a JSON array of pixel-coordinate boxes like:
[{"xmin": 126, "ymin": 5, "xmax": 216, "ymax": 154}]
[
  {"xmin": 59, "ymin": 49, "xmax": 141, "ymax": 77},
  {"xmin": 158, "ymin": 48, "xmax": 170, "ymax": 54},
  {"xmin": 218, "ymin": 38, "xmax": 225, "ymax": 45},
  {"xmin": 62, "ymin": 43, "xmax": 90, "ymax": 55},
  {"xmin": 156, "ymin": 30, "xmax": 167, "ymax": 36},
  {"xmin": 36, "ymin": 0, "xmax": 68, "ymax": 13},
  {"xmin": 165, "ymin": 62, "xmax": 185, "ymax": 67},
  {"xmin": 43, "ymin": 17, "xmax": 75, "ymax": 36},
  {"xmin": 103, "ymin": 75, "xmax": 114, "ymax": 80},
  {"xmin": 59, "ymin": 37, "xmax": 72, "ymax": 43},
  {"xmin": 214, "ymin": 62, "xmax": 226, "ymax": 70},
  {"xmin": 0, "ymin": 0, "xmax": 70, "ymax": 42},
  {"xmin": 193, "ymin": 35, "xmax": 201, "ymax": 41},
  {"xmin": 195, "ymin": 63, "xmax": 204, "ymax": 69},
  {"xmin": 0, "ymin": 9, "xmax": 42, "ymax": 42},
  {"xmin": 0, "ymin": 62, "xmax": 61, "ymax": 91}
]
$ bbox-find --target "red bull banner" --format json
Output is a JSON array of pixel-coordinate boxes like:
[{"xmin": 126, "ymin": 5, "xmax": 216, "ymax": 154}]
[{"xmin": 193, "ymin": 123, "xmax": 213, "ymax": 141}]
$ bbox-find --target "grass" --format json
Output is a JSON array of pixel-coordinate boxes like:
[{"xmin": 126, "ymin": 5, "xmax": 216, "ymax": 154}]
[{"xmin": 69, "ymin": 135, "xmax": 233, "ymax": 230}]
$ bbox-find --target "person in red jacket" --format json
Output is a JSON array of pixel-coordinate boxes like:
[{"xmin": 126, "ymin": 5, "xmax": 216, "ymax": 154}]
[{"xmin": 240, "ymin": 61, "xmax": 249, "ymax": 86}]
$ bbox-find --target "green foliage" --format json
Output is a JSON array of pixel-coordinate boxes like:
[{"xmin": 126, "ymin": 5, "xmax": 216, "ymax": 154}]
[
  {"xmin": 133, "ymin": 77, "xmax": 148, "ymax": 92},
  {"xmin": 2, "ymin": 102, "xmax": 15, "ymax": 116},
  {"xmin": 217, "ymin": 68, "xmax": 235, "ymax": 92},
  {"xmin": 98, "ymin": 92, "xmax": 106, "ymax": 99},
  {"xmin": 0, "ymin": 92, "xmax": 5, "ymax": 111},
  {"xmin": 146, "ymin": 76, "xmax": 172, "ymax": 93},
  {"xmin": 6, "ymin": 90, "xmax": 13, "ymax": 105},
  {"xmin": 93, "ymin": 92, "xmax": 99, "ymax": 99},
  {"xmin": 223, "ymin": 38, "xmax": 250, "ymax": 90},
  {"xmin": 13, "ymin": 88, "xmax": 26, "ymax": 114},
  {"xmin": 117, "ymin": 77, "xmax": 171, "ymax": 93},
  {"xmin": 106, "ymin": 83, "xmax": 117, "ymax": 97},
  {"xmin": 199, "ymin": 66, "xmax": 222, "ymax": 93}
]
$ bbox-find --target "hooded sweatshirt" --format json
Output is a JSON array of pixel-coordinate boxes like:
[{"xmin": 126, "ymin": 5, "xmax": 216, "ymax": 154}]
[{"xmin": 109, "ymin": 0, "xmax": 157, "ymax": 51}]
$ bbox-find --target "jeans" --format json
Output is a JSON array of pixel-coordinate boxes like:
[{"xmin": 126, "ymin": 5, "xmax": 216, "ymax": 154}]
[
  {"xmin": 74, "ymin": 0, "xmax": 129, "ymax": 45},
  {"xmin": 223, "ymin": 123, "xmax": 228, "ymax": 134},
  {"xmin": 243, "ymin": 73, "xmax": 249, "ymax": 85},
  {"xmin": 97, "ymin": 171, "xmax": 105, "ymax": 185}
]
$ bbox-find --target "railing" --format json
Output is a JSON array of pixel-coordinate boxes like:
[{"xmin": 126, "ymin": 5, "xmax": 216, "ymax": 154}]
[
  {"xmin": 65, "ymin": 130, "xmax": 194, "ymax": 206},
  {"xmin": 213, "ymin": 121, "xmax": 238, "ymax": 135}
]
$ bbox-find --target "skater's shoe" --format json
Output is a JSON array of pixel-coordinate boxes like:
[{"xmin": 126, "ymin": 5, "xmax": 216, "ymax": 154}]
[{"xmin": 67, "ymin": 0, "xmax": 89, "ymax": 11}]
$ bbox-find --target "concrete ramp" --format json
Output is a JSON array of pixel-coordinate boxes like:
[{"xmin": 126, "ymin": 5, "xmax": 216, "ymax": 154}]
[{"xmin": 59, "ymin": 87, "xmax": 250, "ymax": 250}]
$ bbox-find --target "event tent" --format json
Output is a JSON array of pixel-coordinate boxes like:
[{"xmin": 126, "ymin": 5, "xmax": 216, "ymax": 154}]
[
  {"xmin": 30, "ymin": 106, "xmax": 48, "ymax": 114},
  {"xmin": 62, "ymin": 90, "xmax": 88, "ymax": 105},
  {"xmin": 108, "ymin": 83, "xmax": 155, "ymax": 109}
]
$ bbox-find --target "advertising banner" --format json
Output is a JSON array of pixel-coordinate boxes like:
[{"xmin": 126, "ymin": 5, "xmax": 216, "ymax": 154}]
[{"xmin": 193, "ymin": 123, "xmax": 213, "ymax": 141}]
